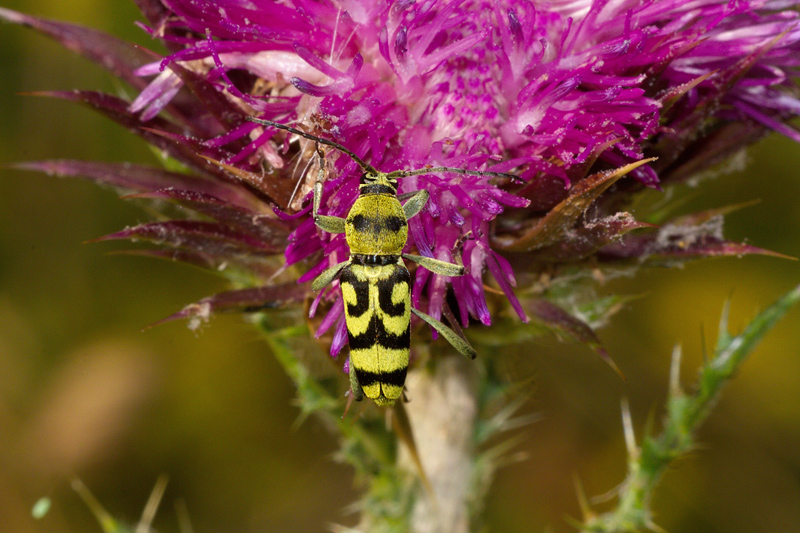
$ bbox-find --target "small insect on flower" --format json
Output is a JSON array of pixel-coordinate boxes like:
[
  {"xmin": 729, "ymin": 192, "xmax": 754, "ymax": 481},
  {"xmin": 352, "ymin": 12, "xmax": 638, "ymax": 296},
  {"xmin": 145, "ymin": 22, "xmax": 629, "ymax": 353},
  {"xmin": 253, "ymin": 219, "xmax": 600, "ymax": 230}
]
[{"xmin": 249, "ymin": 117, "xmax": 519, "ymax": 407}]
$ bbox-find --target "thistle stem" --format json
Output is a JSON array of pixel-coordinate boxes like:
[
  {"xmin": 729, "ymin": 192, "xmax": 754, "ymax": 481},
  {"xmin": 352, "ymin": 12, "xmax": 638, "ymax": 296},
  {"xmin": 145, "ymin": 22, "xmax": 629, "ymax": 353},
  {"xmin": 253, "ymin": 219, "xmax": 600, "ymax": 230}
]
[
  {"xmin": 581, "ymin": 284, "xmax": 800, "ymax": 532},
  {"xmin": 400, "ymin": 355, "xmax": 478, "ymax": 533}
]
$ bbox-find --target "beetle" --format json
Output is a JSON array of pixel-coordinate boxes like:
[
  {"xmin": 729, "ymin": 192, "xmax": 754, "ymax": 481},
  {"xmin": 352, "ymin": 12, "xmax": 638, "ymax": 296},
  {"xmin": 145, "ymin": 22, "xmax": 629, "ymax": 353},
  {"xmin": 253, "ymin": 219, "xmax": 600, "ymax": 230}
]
[{"xmin": 250, "ymin": 117, "xmax": 518, "ymax": 406}]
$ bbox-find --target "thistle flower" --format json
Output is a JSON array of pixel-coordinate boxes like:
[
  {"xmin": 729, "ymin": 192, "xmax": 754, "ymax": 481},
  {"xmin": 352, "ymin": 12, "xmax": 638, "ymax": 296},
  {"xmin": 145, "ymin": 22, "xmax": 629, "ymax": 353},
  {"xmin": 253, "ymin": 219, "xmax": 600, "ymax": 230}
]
[
  {"xmin": 6, "ymin": 1, "xmax": 798, "ymax": 335},
  {"xmin": 5, "ymin": 0, "xmax": 800, "ymax": 526},
  {"xmin": 3, "ymin": 0, "xmax": 798, "ymax": 391}
]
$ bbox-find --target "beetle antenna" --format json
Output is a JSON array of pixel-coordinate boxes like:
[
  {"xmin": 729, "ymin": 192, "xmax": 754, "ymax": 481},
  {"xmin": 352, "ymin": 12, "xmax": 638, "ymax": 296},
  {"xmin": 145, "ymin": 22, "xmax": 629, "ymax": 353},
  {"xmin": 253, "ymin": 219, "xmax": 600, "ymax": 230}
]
[
  {"xmin": 386, "ymin": 165, "xmax": 523, "ymax": 183},
  {"xmin": 247, "ymin": 117, "xmax": 379, "ymax": 175},
  {"xmin": 249, "ymin": 117, "xmax": 524, "ymax": 183}
]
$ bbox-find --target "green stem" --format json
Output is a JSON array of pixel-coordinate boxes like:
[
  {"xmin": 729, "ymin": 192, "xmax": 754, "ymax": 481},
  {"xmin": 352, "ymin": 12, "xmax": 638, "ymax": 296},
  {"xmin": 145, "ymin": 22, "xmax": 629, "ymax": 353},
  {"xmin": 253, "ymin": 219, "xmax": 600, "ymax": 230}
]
[
  {"xmin": 582, "ymin": 284, "xmax": 800, "ymax": 532},
  {"xmin": 257, "ymin": 315, "xmax": 488, "ymax": 532}
]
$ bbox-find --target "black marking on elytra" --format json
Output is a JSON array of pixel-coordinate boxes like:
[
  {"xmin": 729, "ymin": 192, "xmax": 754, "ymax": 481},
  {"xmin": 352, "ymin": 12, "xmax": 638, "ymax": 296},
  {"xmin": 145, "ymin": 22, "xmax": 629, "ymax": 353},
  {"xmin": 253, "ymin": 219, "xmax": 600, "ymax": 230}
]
[
  {"xmin": 340, "ymin": 269, "xmax": 370, "ymax": 317},
  {"xmin": 377, "ymin": 267, "xmax": 409, "ymax": 318},
  {"xmin": 348, "ymin": 314, "xmax": 410, "ymax": 351},
  {"xmin": 355, "ymin": 367, "xmax": 407, "ymax": 388}
]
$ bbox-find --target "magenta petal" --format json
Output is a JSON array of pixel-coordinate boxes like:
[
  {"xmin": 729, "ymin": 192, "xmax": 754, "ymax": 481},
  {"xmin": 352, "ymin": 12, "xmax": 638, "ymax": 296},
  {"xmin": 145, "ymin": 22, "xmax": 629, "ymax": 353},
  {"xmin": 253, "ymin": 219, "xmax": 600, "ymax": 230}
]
[
  {"xmin": 330, "ymin": 317, "xmax": 348, "ymax": 358},
  {"xmin": 315, "ymin": 297, "xmax": 344, "ymax": 339},
  {"xmin": 486, "ymin": 250, "xmax": 528, "ymax": 323}
]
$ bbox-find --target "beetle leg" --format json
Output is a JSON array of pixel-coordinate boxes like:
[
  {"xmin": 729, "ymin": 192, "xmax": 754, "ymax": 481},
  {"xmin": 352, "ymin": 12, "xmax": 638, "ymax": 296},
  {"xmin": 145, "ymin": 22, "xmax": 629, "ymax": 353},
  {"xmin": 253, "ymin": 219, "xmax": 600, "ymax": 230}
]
[
  {"xmin": 402, "ymin": 253, "xmax": 464, "ymax": 277},
  {"xmin": 311, "ymin": 260, "xmax": 350, "ymax": 291},
  {"xmin": 400, "ymin": 189, "xmax": 430, "ymax": 221},
  {"xmin": 411, "ymin": 307, "xmax": 476, "ymax": 359},
  {"xmin": 312, "ymin": 143, "xmax": 346, "ymax": 234}
]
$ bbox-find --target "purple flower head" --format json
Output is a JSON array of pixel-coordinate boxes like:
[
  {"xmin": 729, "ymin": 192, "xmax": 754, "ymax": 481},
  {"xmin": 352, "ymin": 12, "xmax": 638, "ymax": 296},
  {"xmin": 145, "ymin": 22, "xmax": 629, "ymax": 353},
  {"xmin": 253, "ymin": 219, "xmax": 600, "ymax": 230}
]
[{"xmin": 6, "ymin": 0, "xmax": 800, "ymax": 364}]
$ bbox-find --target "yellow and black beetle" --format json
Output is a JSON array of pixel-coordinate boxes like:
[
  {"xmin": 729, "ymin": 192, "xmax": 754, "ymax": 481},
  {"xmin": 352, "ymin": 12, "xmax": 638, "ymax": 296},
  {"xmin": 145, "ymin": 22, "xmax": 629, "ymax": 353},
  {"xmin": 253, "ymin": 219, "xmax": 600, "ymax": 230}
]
[{"xmin": 250, "ymin": 117, "xmax": 518, "ymax": 406}]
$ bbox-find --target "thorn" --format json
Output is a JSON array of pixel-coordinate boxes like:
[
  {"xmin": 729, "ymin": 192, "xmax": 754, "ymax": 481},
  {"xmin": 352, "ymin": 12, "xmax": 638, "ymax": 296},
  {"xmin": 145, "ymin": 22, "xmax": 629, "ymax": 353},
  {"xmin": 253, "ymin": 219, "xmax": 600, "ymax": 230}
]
[
  {"xmin": 174, "ymin": 498, "xmax": 195, "ymax": 533},
  {"xmin": 669, "ymin": 344, "xmax": 683, "ymax": 398},
  {"xmin": 342, "ymin": 390, "xmax": 355, "ymax": 419},
  {"xmin": 573, "ymin": 473, "xmax": 593, "ymax": 519},
  {"xmin": 590, "ymin": 478, "xmax": 625, "ymax": 505},
  {"xmin": 621, "ymin": 398, "xmax": 638, "ymax": 459},
  {"xmin": 718, "ymin": 296, "xmax": 732, "ymax": 340},
  {"xmin": 602, "ymin": 349, "xmax": 627, "ymax": 382},
  {"xmin": 290, "ymin": 403, "xmax": 313, "ymax": 431},
  {"xmin": 341, "ymin": 391, "xmax": 367, "ymax": 420},
  {"xmin": 647, "ymin": 517, "xmax": 669, "ymax": 533},
  {"xmin": 136, "ymin": 474, "xmax": 168, "ymax": 533},
  {"xmin": 71, "ymin": 478, "xmax": 117, "ymax": 533}
]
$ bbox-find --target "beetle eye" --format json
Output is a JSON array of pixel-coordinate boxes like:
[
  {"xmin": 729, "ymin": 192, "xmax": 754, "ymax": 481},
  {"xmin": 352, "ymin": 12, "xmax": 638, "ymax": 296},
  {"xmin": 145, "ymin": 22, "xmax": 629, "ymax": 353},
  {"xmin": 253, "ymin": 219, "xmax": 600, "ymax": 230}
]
[{"xmin": 359, "ymin": 173, "xmax": 376, "ymax": 185}]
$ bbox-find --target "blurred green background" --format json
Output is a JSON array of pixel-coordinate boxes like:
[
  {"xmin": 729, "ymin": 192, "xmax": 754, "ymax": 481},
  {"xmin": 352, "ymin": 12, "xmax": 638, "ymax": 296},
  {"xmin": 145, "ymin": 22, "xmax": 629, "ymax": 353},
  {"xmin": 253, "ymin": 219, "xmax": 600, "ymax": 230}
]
[{"xmin": 1, "ymin": 1, "xmax": 799, "ymax": 532}]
